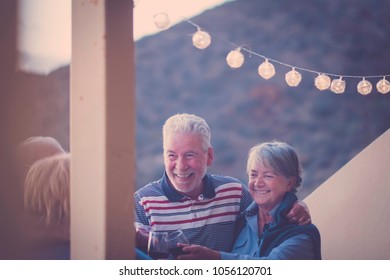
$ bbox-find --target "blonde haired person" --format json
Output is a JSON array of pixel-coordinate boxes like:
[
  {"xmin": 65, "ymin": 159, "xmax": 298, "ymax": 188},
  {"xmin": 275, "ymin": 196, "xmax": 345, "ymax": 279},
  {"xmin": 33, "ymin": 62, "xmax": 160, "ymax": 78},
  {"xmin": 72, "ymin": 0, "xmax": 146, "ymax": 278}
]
[
  {"xmin": 15, "ymin": 136, "xmax": 65, "ymax": 187},
  {"xmin": 23, "ymin": 153, "xmax": 71, "ymax": 259},
  {"xmin": 24, "ymin": 153, "xmax": 70, "ymax": 229}
]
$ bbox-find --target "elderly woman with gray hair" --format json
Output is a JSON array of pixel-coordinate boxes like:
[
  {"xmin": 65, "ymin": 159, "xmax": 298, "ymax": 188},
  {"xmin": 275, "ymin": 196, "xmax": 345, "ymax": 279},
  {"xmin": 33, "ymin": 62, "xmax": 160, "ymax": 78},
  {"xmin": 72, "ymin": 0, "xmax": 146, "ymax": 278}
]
[{"xmin": 178, "ymin": 141, "xmax": 321, "ymax": 260}]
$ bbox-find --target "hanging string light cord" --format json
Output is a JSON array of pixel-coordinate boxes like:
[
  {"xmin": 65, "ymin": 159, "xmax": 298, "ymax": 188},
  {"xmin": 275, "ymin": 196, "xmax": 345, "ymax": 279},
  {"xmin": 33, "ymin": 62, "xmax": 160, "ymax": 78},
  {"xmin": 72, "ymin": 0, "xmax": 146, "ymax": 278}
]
[{"xmin": 155, "ymin": 14, "xmax": 390, "ymax": 95}]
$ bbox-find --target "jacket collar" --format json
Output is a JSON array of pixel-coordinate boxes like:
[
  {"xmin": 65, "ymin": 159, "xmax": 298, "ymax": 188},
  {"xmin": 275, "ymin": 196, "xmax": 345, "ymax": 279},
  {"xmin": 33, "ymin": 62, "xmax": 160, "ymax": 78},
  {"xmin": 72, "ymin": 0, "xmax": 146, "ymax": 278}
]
[{"xmin": 243, "ymin": 192, "xmax": 298, "ymax": 232}]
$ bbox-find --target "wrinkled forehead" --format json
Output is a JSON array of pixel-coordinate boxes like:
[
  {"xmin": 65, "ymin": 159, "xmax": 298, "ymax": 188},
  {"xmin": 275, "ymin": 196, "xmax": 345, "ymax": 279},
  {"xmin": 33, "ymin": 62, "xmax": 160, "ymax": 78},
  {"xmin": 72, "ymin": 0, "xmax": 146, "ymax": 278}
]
[
  {"xmin": 164, "ymin": 132, "xmax": 205, "ymax": 148},
  {"xmin": 249, "ymin": 157, "xmax": 272, "ymax": 169},
  {"xmin": 247, "ymin": 152, "xmax": 274, "ymax": 173},
  {"xmin": 165, "ymin": 132, "xmax": 204, "ymax": 149}
]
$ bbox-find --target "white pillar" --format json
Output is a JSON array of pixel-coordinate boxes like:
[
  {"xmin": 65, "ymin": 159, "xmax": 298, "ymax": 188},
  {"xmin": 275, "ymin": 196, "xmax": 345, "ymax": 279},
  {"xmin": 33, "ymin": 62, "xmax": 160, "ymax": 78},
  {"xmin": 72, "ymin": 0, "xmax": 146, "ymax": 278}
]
[{"xmin": 71, "ymin": 0, "xmax": 135, "ymax": 259}]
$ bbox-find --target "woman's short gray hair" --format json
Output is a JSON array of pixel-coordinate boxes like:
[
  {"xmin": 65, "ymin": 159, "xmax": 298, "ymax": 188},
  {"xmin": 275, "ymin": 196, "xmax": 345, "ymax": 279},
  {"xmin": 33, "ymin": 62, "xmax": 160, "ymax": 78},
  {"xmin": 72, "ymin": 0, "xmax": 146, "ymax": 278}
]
[
  {"xmin": 162, "ymin": 113, "xmax": 211, "ymax": 151},
  {"xmin": 246, "ymin": 141, "xmax": 303, "ymax": 193}
]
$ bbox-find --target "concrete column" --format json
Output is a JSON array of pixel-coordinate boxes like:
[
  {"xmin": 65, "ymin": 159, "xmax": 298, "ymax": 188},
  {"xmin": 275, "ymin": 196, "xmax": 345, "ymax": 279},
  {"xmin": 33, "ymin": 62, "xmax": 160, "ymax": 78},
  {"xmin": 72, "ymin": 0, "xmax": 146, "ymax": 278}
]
[{"xmin": 71, "ymin": 0, "xmax": 135, "ymax": 259}]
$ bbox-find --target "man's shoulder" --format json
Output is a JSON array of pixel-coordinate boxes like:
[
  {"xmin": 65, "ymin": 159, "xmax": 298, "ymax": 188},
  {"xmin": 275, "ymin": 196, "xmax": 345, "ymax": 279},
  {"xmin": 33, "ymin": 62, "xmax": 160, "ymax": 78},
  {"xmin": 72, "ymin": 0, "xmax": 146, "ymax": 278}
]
[
  {"xmin": 206, "ymin": 174, "xmax": 252, "ymax": 211},
  {"xmin": 135, "ymin": 179, "xmax": 164, "ymax": 197},
  {"xmin": 208, "ymin": 174, "xmax": 251, "ymax": 199},
  {"xmin": 208, "ymin": 173, "xmax": 245, "ymax": 186}
]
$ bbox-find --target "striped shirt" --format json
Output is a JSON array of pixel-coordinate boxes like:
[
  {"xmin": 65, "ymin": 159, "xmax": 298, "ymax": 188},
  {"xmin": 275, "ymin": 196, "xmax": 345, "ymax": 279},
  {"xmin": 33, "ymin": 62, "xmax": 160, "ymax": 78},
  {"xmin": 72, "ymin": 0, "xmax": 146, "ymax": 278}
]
[{"xmin": 134, "ymin": 173, "xmax": 253, "ymax": 252}]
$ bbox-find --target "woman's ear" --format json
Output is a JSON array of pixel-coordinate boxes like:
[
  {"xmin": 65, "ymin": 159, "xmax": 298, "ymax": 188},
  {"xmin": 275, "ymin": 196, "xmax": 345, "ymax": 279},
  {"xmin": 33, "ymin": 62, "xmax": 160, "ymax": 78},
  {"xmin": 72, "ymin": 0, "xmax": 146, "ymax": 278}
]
[{"xmin": 286, "ymin": 177, "xmax": 297, "ymax": 191}]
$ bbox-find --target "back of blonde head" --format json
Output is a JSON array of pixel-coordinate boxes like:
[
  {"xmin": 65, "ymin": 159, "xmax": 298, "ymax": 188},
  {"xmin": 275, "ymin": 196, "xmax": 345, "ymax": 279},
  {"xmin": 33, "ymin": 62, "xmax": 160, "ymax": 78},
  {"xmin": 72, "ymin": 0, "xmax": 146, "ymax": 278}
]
[
  {"xmin": 16, "ymin": 136, "xmax": 65, "ymax": 168},
  {"xmin": 15, "ymin": 136, "xmax": 65, "ymax": 186},
  {"xmin": 24, "ymin": 153, "xmax": 70, "ymax": 227}
]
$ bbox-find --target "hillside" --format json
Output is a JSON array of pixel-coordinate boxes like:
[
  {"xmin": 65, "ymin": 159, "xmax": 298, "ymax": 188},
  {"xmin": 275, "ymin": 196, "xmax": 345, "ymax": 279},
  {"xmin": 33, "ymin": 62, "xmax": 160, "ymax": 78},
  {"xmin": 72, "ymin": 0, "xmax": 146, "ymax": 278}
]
[
  {"xmin": 14, "ymin": 0, "xmax": 390, "ymax": 199},
  {"xmin": 135, "ymin": 0, "xmax": 390, "ymax": 198}
]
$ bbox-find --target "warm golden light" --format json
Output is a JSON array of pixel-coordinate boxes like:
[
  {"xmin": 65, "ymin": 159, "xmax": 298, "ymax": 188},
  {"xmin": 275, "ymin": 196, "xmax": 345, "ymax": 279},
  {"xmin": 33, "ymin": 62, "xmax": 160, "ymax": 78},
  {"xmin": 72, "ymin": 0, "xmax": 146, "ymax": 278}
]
[
  {"xmin": 226, "ymin": 48, "xmax": 244, "ymax": 68},
  {"xmin": 330, "ymin": 77, "xmax": 346, "ymax": 94},
  {"xmin": 357, "ymin": 79, "xmax": 372, "ymax": 95},
  {"xmin": 315, "ymin": 74, "xmax": 331, "ymax": 91},
  {"xmin": 153, "ymin": 12, "xmax": 170, "ymax": 29},
  {"xmin": 150, "ymin": 14, "xmax": 390, "ymax": 96},
  {"xmin": 258, "ymin": 59, "xmax": 275, "ymax": 80},
  {"xmin": 285, "ymin": 68, "xmax": 302, "ymax": 87},
  {"xmin": 192, "ymin": 29, "xmax": 211, "ymax": 49},
  {"xmin": 376, "ymin": 78, "xmax": 390, "ymax": 94}
]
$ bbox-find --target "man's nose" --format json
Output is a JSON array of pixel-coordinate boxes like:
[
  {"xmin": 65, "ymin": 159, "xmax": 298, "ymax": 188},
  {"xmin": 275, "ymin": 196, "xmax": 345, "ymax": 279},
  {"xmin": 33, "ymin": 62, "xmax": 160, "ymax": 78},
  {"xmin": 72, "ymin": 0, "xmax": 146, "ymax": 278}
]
[{"xmin": 176, "ymin": 156, "xmax": 187, "ymax": 170}]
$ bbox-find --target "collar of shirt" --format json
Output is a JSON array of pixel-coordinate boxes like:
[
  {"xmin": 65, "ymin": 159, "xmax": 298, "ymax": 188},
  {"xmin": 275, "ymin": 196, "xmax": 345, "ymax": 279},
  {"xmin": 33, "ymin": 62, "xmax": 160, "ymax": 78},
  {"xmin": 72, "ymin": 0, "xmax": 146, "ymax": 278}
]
[
  {"xmin": 161, "ymin": 172, "xmax": 216, "ymax": 202},
  {"xmin": 245, "ymin": 201, "xmax": 279, "ymax": 236},
  {"xmin": 244, "ymin": 200, "xmax": 281, "ymax": 218}
]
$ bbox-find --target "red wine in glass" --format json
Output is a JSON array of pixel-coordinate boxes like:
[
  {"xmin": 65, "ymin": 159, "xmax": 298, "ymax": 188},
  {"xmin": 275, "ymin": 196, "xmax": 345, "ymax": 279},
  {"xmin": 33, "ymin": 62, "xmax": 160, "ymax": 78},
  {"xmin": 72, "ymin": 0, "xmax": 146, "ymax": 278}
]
[
  {"xmin": 148, "ymin": 231, "xmax": 169, "ymax": 259},
  {"xmin": 149, "ymin": 251, "xmax": 169, "ymax": 260},
  {"xmin": 167, "ymin": 230, "xmax": 189, "ymax": 258},
  {"xmin": 168, "ymin": 246, "xmax": 186, "ymax": 257}
]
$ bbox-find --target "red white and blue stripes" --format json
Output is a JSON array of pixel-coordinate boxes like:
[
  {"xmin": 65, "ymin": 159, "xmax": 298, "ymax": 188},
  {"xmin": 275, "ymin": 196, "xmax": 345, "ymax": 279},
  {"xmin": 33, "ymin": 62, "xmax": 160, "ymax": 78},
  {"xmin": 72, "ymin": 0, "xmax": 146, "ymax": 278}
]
[{"xmin": 134, "ymin": 173, "xmax": 252, "ymax": 252}]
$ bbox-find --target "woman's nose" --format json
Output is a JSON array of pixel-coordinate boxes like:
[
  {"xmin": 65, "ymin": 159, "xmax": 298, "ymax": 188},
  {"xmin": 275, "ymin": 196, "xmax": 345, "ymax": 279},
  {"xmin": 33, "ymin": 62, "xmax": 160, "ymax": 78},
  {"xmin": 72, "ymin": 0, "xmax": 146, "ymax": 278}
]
[{"xmin": 254, "ymin": 176, "xmax": 264, "ymax": 186}]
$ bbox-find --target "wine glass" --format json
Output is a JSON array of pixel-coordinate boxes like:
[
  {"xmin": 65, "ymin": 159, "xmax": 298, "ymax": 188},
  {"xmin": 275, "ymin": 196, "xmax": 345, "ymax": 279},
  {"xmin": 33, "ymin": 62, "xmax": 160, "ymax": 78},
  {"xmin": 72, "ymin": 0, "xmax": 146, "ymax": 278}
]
[
  {"xmin": 134, "ymin": 223, "xmax": 151, "ymax": 253},
  {"xmin": 147, "ymin": 231, "xmax": 169, "ymax": 259},
  {"xmin": 166, "ymin": 230, "xmax": 190, "ymax": 258}
]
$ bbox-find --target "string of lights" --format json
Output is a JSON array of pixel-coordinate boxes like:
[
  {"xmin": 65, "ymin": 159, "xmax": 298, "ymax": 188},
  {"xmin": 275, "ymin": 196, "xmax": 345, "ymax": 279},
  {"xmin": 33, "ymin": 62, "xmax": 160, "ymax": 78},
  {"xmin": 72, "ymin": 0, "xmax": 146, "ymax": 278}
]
[{"xmin": 152, "ymin": 12, "xmax": 390, "ymax": 96}]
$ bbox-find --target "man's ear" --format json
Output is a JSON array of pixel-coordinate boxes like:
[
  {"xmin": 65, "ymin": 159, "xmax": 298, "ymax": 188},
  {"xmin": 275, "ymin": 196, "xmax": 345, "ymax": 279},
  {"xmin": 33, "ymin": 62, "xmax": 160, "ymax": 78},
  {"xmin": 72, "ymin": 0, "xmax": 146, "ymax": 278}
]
[{"xmin": 207, "ymin": 146, "xmax": 214, "ymax": 166}]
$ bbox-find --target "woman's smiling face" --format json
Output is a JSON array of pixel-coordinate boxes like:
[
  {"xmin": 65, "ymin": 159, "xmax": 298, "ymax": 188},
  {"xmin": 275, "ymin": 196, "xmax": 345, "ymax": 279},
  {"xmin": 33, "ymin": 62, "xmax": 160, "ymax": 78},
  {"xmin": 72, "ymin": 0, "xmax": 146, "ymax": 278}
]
[{"xmin": 248, "ymin": 161, "xmax": 295, "ymax": 212}]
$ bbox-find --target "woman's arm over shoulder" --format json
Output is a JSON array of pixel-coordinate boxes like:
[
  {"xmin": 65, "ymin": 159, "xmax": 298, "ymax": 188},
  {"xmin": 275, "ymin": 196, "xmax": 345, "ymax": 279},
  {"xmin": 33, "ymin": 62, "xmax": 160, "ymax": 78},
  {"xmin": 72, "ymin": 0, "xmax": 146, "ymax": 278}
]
[
  {"xmin": 265, "ymin": 234, "xmax": 317, "ymax": 260},
  {"xmin": 221, "ymin": 234, "xmax": 316, "ymax": 260}
]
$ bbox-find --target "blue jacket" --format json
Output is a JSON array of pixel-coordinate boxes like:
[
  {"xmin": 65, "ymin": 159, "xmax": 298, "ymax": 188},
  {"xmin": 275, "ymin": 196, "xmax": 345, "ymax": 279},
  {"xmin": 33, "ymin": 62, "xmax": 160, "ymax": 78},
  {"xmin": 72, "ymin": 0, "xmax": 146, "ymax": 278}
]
[{"xmin": 221, "ymin": 192, "xmax": 321, "ymax": 260}]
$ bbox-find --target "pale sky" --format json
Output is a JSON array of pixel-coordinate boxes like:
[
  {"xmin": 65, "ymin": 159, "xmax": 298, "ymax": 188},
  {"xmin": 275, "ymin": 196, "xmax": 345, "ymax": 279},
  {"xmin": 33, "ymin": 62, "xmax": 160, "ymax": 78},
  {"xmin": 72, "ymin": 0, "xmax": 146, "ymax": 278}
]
[
  {"xmin": 134, "ymin": 0, "xmax": 231, "ymax": 40},
  {"xmin": 18, "ymin": 0, "xmax": 230, "ymax": 74}
]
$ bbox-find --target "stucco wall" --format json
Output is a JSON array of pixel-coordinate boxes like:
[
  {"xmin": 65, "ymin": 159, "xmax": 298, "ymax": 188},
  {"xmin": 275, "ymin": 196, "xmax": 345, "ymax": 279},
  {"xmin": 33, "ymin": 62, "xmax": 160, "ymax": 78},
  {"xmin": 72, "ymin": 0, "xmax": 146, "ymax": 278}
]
[{"xmin": 304, "ymin": 129, "xmax": 390, "ymax": 259}]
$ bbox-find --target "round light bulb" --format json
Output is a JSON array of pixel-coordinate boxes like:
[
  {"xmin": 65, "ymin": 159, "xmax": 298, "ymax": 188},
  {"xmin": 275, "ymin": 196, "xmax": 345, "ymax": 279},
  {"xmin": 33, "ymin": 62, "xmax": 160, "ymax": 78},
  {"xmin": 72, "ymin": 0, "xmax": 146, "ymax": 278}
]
[
  {"xmin": 330, "ymin": 77, "xmax": 346, "ymax": 94},
  {"xmin": 314, "ymin": 74, "xmax": 331, "ymax": 91},
  {"xmin": 226, "ymin": 48, "xmax": 244, "ymax": 68},
  {"xmin": 285, "ymin": 68, "xmax": 302, "ymax": 87},
  {"xmin": 258, "ymin": 60, "xmax": 275, "ymax": 80},
  {"xmin": 376, "ymin": 78, "xmax": 390, "ymax": 94},
  {"xmin": 192, "ymin": 30, "xmax": 211, "ymax": 49},
  {"xmin": 357, "ymin": 78, "xmax": 372, "ymax": 95},
  {"xmin": 153, "ymin": 13, "xmax": 170, "ymax": 30}
]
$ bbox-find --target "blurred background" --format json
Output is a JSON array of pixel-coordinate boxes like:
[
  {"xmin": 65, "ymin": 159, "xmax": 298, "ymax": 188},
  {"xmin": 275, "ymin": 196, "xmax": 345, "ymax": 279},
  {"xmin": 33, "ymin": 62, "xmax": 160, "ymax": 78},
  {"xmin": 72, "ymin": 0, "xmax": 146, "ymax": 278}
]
[{"xmin": 16, "ymin": 0, "xmax": 390, "ymax": 200}]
